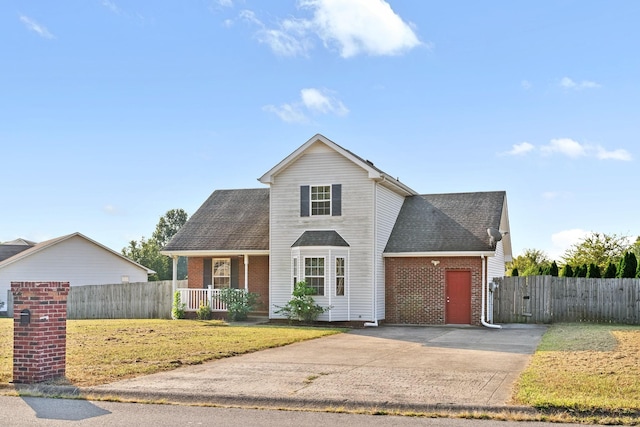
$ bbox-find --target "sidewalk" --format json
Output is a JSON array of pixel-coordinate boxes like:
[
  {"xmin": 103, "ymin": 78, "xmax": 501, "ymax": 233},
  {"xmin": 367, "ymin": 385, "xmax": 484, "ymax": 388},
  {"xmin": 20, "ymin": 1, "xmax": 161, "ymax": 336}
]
[{"xmin": 69, "ymin": 324, "xmax": 547, "ymax": 413}]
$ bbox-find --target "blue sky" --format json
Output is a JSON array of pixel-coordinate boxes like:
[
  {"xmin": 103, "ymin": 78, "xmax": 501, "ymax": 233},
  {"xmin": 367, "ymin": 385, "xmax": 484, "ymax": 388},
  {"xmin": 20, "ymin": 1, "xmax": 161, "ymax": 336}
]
[{"xmin": 2, "ymin": 0, "xmax": 638, "ymax": 261}]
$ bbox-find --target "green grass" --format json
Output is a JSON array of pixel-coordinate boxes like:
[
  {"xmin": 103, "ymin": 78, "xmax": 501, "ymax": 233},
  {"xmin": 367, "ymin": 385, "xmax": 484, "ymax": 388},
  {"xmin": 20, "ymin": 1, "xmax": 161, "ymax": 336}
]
[
  {"xmin": 0, "ymin": 318, "xmax": 342, "ymax": 386},
  {"xmin": 514, "ymin": 323, "xmax": 640, "ymax": 414}
]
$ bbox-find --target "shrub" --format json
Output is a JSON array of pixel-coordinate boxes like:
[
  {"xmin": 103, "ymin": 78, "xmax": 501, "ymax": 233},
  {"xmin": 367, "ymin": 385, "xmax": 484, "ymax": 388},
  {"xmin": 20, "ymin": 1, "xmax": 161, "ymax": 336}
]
[
  {"xmin": 275, "ymin": 281, "xmax": 331, "ymax": 323},
  {"xmin": 549, "ymin": 261, "xmax": 559, "ymax": 277},
  {"xmin": 196, "ymin": 302, "xmax": 212, "ymax": 320},
  {"xmin": 587, "ymin": 263, "xmax": 601, "ymax": 278},
  {"xmin": 171, "ymin": 291, "xmax": 186, "ymax": 319},
  {"xmin": 511, "ymin": 267, "xmax": 519, "ymax": 277},
  {"xmin": 217, "ymin": 288, "xmax": 259, "ymax": 321}
]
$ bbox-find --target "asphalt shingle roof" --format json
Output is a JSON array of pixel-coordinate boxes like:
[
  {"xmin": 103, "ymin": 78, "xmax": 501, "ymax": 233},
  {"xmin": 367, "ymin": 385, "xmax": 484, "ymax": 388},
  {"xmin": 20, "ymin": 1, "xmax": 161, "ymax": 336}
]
[
  {"xmin": 291, "ymin": 230, "xmax": 350, "ymax": 247},
  {"xmin": 0, "ymin": 245, "xmax": 32, "ymax": 262},
  {"xmin": 384, "ymin": 191, "xmax": 506, "ymax": 253},
  {"xmin": 163, "ymin": 188, "xmax": 269, "ymax": 251}
]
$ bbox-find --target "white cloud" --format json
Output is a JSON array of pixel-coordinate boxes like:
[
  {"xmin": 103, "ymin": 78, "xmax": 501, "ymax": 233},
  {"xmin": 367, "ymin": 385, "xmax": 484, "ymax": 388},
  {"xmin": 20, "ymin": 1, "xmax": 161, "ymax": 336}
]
[
  {"xmin": 241, "ymin": 0, "xmax": 422, "ymax": 58},
  {"xmin": 595, "ymin": 146, "xmax": 632, "ymax": 161},
  {"xmin": 300, "ymin": 88, "xmax": 349, "ymax": 116},
  {"xmin": 263, "ymin": 103, "xmax": 309, "ymax": 124},
  {"xmin": 103, "ymin": 204, "xmax": 123, "ymax": 215},
  {"xmin": 540, "ymin": 138, "xmax": 587, "ymax": 158},
  {"xmin": 504, "ymin": 142, "xmax": 535, "ymax": 156},
  {"xmin": 521, "ymin": 80, "xmax": 532, "ymax": 90},
  {"xmin": 503, "ymin": 139, "xmax": 632, "ymax": 162},
  {"xmin": 549, "ymin": 228, "xmax": 589, "ymax": 261},
  {"xmin": 301, "ymin": 0, "xmax": 422, "ymax": 58},
  {"xmin": 264, "ymin": 87, "xmax": 349, "ymax": 123},
  {"xmin": 102, "ymin": 0, "xmax": 121, "ymax": 14},
  {"xmin": 560, "ymin": 77, "xmax": 601, "ymax": 90},
  {"xmin": 19, "ymin": 15, "xmax": 55, "ymax": 39}
]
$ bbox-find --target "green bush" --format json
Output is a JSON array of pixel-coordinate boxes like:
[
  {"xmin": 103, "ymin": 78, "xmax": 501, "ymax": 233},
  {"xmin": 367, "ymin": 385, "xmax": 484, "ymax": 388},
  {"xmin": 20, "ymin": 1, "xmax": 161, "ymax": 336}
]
[
  {"xmin": 560, "ymin": 264, "xmax": 573, "ymax": 277},
  {"xmin": 196, "ymin": 302, "xmax": 212, "ymax": 320},
  {"xmin": 217, "ymin": 288, "xmax": 259, "ymax": 321},
  {"xmin": 275, "ymin": 281, "xmax": 331, "ymax": 323},
  {"xmin": 604, "ymin": 261, "xmax": 617, "ymax": 278},
  {"xmin": 618, "ymin": 252, "xmax": 637, "ymax": 278},
  {"xmin": 171, "ymin": 291, "xmax": 186, "ymax": 319}
]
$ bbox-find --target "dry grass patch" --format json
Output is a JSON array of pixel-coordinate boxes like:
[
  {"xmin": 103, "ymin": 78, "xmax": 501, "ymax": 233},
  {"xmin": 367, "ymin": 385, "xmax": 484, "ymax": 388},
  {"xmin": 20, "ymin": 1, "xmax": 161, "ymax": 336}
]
[
  {"xmin": 515, "ymin": 323, "xmax": 640, "ymax": 414},
  {"xmin": 0, "ymin": 318, "xmax": 341, "ymax": 386}
]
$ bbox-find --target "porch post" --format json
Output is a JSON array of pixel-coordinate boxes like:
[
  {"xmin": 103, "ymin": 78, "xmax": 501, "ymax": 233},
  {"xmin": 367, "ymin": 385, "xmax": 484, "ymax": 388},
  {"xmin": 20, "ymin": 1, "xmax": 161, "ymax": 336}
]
[
  {"xmin": 172, "ymin": 255, "xmax": 178, "ymax": 293},
  {"xmin": 244, "ymin": 254, "xmax": 249, "ymax": 291}
]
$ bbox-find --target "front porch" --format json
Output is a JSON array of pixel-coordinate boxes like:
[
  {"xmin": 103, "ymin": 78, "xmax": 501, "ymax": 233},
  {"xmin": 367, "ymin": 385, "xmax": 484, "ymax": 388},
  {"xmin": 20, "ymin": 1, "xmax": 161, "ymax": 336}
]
[{"xmin": 177, "ymin": 287, "xmax": 228, "ymax": 312}]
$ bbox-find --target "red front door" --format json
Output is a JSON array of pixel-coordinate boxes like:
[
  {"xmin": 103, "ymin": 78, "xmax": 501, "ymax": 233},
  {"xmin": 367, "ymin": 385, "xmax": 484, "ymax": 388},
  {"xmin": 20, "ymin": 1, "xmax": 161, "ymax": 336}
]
[{"xmin": 446, "ymin": 270, "xmax": 471, "ymax": 324}]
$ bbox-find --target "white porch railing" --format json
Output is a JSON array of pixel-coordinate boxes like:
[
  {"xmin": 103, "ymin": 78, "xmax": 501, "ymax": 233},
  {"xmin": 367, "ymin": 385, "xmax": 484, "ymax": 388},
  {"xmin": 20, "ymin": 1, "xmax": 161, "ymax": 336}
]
[{"xmin": 177, "ymin": 288, "xmax": 227, "ymax": 312}]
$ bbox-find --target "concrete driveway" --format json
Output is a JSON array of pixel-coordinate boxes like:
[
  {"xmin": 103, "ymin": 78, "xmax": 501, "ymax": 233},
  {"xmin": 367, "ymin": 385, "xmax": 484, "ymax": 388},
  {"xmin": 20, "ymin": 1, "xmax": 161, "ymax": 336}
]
[{"xmin": 87, "ymin": 324, "xmax": 546, "ymax": 411}]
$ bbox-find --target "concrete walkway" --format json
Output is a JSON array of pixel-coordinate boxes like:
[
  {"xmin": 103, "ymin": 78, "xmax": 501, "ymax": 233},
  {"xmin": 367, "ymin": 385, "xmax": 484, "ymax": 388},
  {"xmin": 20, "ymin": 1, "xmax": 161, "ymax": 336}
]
[{"xmin": 82, "ymin": 324, "xmax": 546, "ymax": 412}]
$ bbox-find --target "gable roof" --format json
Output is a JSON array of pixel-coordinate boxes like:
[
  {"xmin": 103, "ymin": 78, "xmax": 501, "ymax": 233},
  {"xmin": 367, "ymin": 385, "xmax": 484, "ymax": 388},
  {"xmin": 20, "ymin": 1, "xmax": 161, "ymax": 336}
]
[
  {"xmin": 259, "ymin": 134, "xmax": 418, "ymax": 197},
  {"xmin": 0, "ymin": 245, "xmax": 33, "ymax": 262},
  {"xmin": 384, "ymin": 191, "xmax": 507, "ymax": 255},
  {"xmin": 0, "ymin": 232, "xmax": 155, "ymax": 273},
  {"xmin": 162, "ymin": 188, "xmax": 270, "ymax": 255},
  {"xmin": 292, "ymin": 230, "xmax": 350, "ymax": 247}
]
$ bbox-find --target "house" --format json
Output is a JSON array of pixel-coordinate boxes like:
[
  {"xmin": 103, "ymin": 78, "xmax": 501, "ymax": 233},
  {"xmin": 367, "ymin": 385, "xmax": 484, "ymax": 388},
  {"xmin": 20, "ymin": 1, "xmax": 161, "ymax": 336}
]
[
  {"xmin": 162, "ymin": 134, "xmax": 512, "ymax": 325},
  {"xmin": 0, "ymin": 232, "xmax": 154, "ymax": 315}
]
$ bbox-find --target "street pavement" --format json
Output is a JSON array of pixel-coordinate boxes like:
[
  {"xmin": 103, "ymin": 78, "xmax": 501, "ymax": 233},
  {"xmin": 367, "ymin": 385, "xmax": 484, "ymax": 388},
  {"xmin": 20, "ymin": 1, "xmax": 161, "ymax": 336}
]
[{"xmin": 69, "ymin": 323, "xmax": 548, "ymax": 413}]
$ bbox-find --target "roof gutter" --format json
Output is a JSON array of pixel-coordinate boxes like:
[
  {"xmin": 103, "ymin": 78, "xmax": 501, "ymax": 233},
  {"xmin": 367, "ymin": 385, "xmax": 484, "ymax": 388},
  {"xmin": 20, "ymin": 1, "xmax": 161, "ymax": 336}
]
[
  {"xmin": 383, "ymin": 251, "xmax": 495, "ymax": 258},
  {"xmin": 160, "ymin": 250, "xmax": 269, "ymax": 257}
]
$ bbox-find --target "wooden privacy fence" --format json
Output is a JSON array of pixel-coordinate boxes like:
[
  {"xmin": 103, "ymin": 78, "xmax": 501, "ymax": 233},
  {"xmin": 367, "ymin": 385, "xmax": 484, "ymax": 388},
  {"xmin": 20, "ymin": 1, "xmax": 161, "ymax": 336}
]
[
  {"xmin": 8, "ymin": 280, "xmax": 187, "ymax": 319},
  {"xmin": 493, "ymin": 276, "xmax": 640, "ymax": 325}
]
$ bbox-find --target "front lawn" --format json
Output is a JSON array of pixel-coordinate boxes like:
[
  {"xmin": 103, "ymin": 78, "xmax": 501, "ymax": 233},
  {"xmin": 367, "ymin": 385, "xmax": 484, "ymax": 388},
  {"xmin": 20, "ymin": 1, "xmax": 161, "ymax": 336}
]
[
  {"xmin": 514, "ymin": 323, "xmax": 640, "ymax": 414},
  {"xmin": 0, "ymin": 318, "xmax": 341, "ymax": 386}
]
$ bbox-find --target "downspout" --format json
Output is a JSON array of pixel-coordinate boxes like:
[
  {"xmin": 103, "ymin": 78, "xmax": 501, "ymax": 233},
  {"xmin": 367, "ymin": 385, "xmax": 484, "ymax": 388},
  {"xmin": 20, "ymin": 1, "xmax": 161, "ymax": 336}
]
[
  {"xmin": 365, "ymin": 181, "xmax": 379, "ymax": 327},
  {"xmin": 481, "ymin": 255, "xmax": 501, "ymax": 329},
  {"xmin": 244, "ymin": 254, "xmax": 249, "ymax": 292}
]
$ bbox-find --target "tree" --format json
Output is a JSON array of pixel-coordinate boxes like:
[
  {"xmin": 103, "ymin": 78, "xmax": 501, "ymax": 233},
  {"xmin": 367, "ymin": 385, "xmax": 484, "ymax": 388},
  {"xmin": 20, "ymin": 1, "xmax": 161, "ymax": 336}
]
[
  {"xmin": 122, "ymin": 209, "xmax": 189, "ymax": 281},
  {"xmin": 122, "ymin": 237, "xmax": 168, "ymax": 281},
  {"xmin": 587, "ymin": 263, "xmax": 601, "ymax": 278},
  {"xmin": 617, "ymin": 252, "xmax": 638, "ymax": 278},
  {"xmin": 603, "ymin": 261, "xmax": 617, "ymax": 278},
  {"xmin": 574, "ymin": 264, "xmax": 587, "ymax": 278},
  {"xmin": 549, "ymin": 261, "xmax": 559, "ymax": 277},
  {"xmin": 153, "ymin": 209, "xmax": 189, "ymax": 280},
  {"xmin": 507, "ymin": 249, "xmax": 551, "ymax": 277},
  {"xmin": 562, "ymin": 232, "xmax": 631, "ymax": 270},
  {"xmin": 560, "ymin": 264, "xmax": 573, "ymax": 277},
  {"xmin": 511, "ymin": 267, "xmax": 519, "ymax": 277}
]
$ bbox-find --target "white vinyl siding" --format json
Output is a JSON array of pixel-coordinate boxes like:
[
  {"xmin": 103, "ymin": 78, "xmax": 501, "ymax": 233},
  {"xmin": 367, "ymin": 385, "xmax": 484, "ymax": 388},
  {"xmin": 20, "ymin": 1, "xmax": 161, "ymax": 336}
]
[
  {"xmin": 487, "ymin": 240, "xmax": 506, "ymax": 282},
  {"xmin": 375, "ymin": 184, "xmax": 406, "ymax": 320},
  {"xmin": 0, "ymin": 235, "xmax": 149, "ymax": 309},
  {"xmin": 269, "ymin": 142, "xmax": 375, "ymax": 321}
]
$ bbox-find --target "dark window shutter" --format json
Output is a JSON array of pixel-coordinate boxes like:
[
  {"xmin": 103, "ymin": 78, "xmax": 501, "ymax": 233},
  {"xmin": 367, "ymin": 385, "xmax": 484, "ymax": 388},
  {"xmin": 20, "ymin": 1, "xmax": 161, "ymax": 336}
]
[
  {"xmin": 332, "ymin": 184, "xmax": 342, "ymax": 216},
  {"xmin": 203, "ymin": 258, "xmax": 212, "ymax": 289},
  {"xmin": 300, "ymin": 185, "xmax": 310, "ymax": 217},
  {"xmin": 231, "ymin": 257, "xmax": 239, "ymax": 289}
]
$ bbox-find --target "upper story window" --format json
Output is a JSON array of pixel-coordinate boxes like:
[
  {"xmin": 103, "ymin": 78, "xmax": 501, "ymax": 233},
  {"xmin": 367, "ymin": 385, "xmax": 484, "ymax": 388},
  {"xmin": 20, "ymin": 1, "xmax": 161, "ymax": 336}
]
[
  {"xmin": 300, "ymin": 184, "xmax": 341, "ymax": 217},
  {"xmin": 311, "ymin": 185, "xmax": 331, "ymax": 215}
]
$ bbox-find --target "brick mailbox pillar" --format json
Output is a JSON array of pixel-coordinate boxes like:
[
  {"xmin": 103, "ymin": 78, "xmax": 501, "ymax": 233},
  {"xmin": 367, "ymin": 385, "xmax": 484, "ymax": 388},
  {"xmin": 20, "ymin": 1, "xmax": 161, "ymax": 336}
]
[{"xmin": 11, "ymin": 281, "xmax": 70, "ymax": 384}]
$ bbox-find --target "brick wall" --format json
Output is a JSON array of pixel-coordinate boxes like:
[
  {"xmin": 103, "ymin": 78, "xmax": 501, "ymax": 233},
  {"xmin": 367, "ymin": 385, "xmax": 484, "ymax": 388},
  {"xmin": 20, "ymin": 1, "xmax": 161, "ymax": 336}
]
[
  {"xmin": 11, "ymin": 281, "xmax": 70, "ymax": 384},
  {"xmin": 385, "ymin": 257, "xmax": 483, "ymax": 325}
]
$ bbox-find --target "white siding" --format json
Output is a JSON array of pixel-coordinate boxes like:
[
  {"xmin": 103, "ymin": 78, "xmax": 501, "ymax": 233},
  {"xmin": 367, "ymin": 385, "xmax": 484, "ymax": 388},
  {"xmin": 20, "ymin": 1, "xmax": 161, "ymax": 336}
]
[
  {"xmin": 269, "ymin": 142, "xmax": 376, "ymax": 321},
  {"xmin": 374, "ymin": 184, "xmax": 405, "ymax": 320},
  {"xmin": 487, "ymin": 240, "xmax": 506, "ymax": 282},
  {"xmin": 0, "ymin": 235, "xmax": 148, "ymax": 308}
]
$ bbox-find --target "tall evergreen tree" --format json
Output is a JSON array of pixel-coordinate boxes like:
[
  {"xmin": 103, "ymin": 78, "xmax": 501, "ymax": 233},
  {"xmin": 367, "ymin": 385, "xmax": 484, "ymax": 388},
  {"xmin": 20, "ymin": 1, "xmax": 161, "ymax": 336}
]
[
  {"xmin": 560, "ymin": 264, "xmax": 573, "ymax": 277},
  {"xmin": 618, "ymin": 252, "xmax": 638, "ymax": 278},
  {"xmin": 511, "ymin": 267, "xmax": 519, "ymax": 277},
  {"xmin": 575, "ymin": 264, "xmax": 588, "ymax": 278},
  {"xmin": 587, "ymin": 263, "xmax": 601, "ymax": 278},
  {"xmin": 603, "ymin": 261, "xmax": 617, "ymax": 278},
  {"xmin": 549, "ymin": 261, "xmax": 559, "ymax": 277}
]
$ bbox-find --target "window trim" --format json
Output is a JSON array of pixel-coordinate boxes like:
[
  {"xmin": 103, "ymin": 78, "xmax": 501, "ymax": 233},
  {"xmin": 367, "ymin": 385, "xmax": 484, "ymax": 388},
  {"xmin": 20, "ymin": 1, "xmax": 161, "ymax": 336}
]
[
  {"xmin": 304, "ymin": 256, "xmax": 326, "ymax": 296},
  {"xmin": 335, "ymin": 256, "xmax": 345, "ymax": 297},
  {"xmin": 310, "ymin": 184, "xmax": 331, "ymax": 216},
  {"xmin": 212, "ymin": 258, "xmax": 231, "ymax": 289}
]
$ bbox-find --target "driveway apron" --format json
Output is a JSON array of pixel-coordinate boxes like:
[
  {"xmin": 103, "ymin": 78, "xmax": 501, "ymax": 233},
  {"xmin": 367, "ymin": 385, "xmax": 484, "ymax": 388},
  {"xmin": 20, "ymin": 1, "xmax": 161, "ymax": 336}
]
[{"xmin": 89, "ymin": 324, "xmax": 546, "ymax": 410}]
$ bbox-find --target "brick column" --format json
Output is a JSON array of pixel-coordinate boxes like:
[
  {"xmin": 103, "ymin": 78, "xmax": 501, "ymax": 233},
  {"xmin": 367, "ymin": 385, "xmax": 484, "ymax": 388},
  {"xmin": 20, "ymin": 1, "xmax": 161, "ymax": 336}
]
[{"xmin": 11, "ymin": 281, "xmax": 70, "ymax": 384}]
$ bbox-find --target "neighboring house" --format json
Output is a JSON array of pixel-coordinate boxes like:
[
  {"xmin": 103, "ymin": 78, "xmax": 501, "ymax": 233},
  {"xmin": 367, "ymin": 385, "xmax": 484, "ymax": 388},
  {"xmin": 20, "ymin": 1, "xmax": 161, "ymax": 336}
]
[
  {"xmin": 0, "ymin": 232, "xmax": 154, "ymax": 315},
  {"xmin": 162, "ymin": 134, "xmax": 512, "ymax": 325}
]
